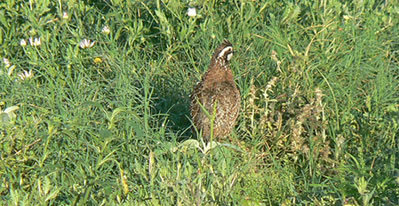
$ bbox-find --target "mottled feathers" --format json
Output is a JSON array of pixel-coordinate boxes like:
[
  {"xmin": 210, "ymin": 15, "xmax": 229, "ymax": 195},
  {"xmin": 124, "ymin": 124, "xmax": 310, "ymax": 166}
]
[{"xmin": 190, "ymin": 40, "xmax": 240, "ymax": 142}]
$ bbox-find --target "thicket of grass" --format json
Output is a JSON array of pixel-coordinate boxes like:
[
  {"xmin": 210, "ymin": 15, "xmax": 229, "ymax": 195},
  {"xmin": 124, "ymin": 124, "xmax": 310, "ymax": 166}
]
[{"xmin": 1, "ymin": 0, "xmax": 398, "ymax": 205}]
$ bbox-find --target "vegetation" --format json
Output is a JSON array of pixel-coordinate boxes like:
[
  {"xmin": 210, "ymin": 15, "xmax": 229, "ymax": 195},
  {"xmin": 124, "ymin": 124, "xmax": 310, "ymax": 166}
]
[{"xmin": 1, "ymin": 0, "xmax": 398, "ymax": 205}]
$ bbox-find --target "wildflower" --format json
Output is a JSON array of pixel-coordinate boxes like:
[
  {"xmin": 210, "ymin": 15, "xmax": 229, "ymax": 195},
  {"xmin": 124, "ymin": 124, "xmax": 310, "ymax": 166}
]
[
  {"xmin": 0, "ymin": 105, "xmax": 19, "ymax": 125},
  {"xmin": 20, "ymin": 39, "xmax": 27, "ymax": 47},
  {"xmin": 343, "ymin": 15, "xmax": 351, "ymax": 20},
  {"xmin": 79, "ymin": 39, "xmax": 95, "ymax": 49},
  {"xmin": 29, "ymin": 37, "xmax": 41, "ymax": 46},
  {"xmin": 120, "ymin": 168, "xmax": 129, "ymax": 195},
  {"xmin": 18, "ymin": 70, "xmax": 34, "ymax": 80},
  {"xmin": 3, "ymin": 58, "xmax": 11, "ymax": 68},
  {"xmin": 94, "ymin": 57, "xmax": 102, "ymax": 64},
  {"xmin": 101, "ymin": 26, "xmax": 110, "ymax": 35},
  {"xmin": 187, "ymin": 7, "xmax": 197, "ymax": 17},
  {"xmin": 3, "ymin": 58, "xmax": 16, "ymax": 76},
  {"xmin": 62, "ymin": 11, "xmax": 69, "ymax": 19}
]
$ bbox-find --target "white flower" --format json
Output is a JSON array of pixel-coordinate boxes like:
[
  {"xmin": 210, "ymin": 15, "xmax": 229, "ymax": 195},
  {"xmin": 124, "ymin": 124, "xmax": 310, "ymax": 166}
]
[
  {"xmin": 62, "ymin": 11, "xmax": 69, "ymax": 19},
  {"xmin": 0, "ymin": 105, "xmax": 19, "ymax": 125},
  {"xmin": 79, "ymin": 39, "xmax": 95, "ymax": 49},
  {"xmin": 18, "ymin": 70, "xmax": 34, "ymax": 80},
  {"xmin": 2, "ymin": 58, "xmax": 16, "ymax": 76},
  {"xmin": 3, "ymin": 58, "xmax": 11, "ymax": 68},
  {"xmin": 102, "ymin": 26, "xmax": 110, "ymax": 35},
  {"xmin": 29, "ymin": 37, "xmax": 41, "ymax": 46},
  {"xmin": 187, "ymin": 7, "xmax": 197, "ymax": 17},
  {"xmin": 33, "ymin": 37, "xmax": 41, "ymax": 46},
  {"xmin": 20, "ymin": 39, "xmax": 27, "ymax": 47}
]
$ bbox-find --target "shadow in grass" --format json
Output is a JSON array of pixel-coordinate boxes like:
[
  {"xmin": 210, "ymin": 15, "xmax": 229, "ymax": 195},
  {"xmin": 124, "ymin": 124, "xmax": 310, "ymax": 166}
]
[{"xmin": 152, "ymin": 74, "xmax": 194, "ymax": 142}]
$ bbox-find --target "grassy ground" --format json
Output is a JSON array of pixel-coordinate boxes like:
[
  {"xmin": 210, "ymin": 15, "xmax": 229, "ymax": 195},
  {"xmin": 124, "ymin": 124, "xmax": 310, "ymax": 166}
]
[{"xmin": 1, "ymin": 0, "xmax": 399, "ymax": 205}]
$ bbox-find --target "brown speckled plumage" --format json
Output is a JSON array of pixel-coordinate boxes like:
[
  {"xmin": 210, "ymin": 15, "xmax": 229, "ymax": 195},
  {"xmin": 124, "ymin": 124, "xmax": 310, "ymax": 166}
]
[{"xmin": 190, "ymin": 40, "xmax": 240, "ymax": 142}]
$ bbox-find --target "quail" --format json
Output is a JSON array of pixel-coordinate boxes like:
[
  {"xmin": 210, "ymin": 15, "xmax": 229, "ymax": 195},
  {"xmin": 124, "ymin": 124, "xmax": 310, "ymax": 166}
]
[{"xmin": 190, "ymin": 40, "xmax": 240, "ymax": 142}]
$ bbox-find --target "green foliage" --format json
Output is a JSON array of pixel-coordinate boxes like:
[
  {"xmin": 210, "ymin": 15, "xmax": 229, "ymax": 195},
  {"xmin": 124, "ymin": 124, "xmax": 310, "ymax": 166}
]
[{"xmin": 1, "ymin": 0, "xmax": 398, "ymax": 205}]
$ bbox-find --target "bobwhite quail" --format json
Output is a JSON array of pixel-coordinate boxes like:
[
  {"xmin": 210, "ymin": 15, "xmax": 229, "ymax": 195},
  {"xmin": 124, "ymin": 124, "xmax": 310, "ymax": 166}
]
[{"xmin": 190, "ymin": 40, "xmax": 240, "ymax": 142}]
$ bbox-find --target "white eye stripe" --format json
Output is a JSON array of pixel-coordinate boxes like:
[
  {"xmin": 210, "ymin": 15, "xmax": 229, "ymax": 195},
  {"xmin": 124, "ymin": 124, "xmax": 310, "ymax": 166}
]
[
  {"xmin": 227, "ymin": 53, "xmax": 233, "ymax": 61},
  {"xmin": 218, "ymin": 46, "xmax": 233, "ymax": 58}
]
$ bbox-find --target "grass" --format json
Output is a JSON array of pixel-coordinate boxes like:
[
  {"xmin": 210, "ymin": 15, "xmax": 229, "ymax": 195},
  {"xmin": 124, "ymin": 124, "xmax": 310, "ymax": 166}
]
[{"xmin": 1, "ymin": 0, "xmax": 398, "ymax": 205}]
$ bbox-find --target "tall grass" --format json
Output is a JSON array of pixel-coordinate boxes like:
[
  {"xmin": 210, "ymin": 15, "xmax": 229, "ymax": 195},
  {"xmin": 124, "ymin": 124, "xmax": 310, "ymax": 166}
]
[{"xmin": 1, "ymin": 0, "xmax": 398, "ymax": 205}]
